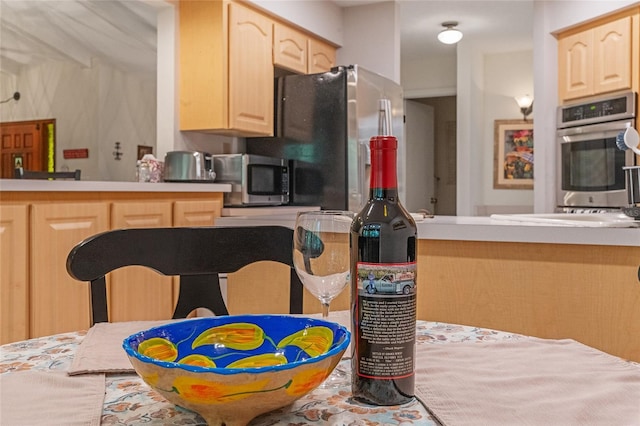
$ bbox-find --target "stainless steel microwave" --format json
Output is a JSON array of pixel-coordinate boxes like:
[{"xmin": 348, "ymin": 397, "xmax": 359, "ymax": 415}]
[
  {"xmin": 556, "ymin": 92, "xmax": 637, "ymax": 210},
  {"xmin": 212, "ymin": 154, "xmax": 289, "ymax": 206}
]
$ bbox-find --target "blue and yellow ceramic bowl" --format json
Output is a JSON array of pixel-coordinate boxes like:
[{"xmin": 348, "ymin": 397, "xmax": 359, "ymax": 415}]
[{"xmin": 122, "ymin": 315, "xmax": 350, "ymax": 426}]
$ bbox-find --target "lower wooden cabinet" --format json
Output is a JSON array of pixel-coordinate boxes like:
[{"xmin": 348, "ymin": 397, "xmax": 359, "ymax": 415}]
[
  {"xmin": 108, "ymin": 202, "xmax": 174, "ymax": 323},
  {"xmin": 107, "ymin": 200, "xmax": 223, "ymax": 322},
  {"xmin": 30, "ymin": 202, "xmax": 109, "ymax": 338},
  {"xmin": 173, "ymin": 200, "xmax": 221, "ymax": 227},
  {"xmin": 0, "ymin": 204, "xmax": 29, "ymax": 344},
  {"xmin": 0, "ymin": 193, "xmax": 224, "ymax": 342},
  {"xmin": 417, "ymin": 240, "xmax": 640, "ymax": 362}
]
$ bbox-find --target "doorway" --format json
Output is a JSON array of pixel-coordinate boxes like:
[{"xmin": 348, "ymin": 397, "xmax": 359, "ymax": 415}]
[
  {"xmin": 0, "ymin": 119, "xmax": 55, "ymax": 179},
  {"xmin": 412, "ymin": 96, "xmax": 457, "ymax": 215}
]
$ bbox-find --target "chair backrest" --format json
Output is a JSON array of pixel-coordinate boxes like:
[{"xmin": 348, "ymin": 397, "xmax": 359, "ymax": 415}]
[
  {"xmin": 15, "ymin": 167, "xmax": 81, "ymax": 180},
  {"xmin": 66, "ymin": 226, "xmax": 305, "ymax": 325}
]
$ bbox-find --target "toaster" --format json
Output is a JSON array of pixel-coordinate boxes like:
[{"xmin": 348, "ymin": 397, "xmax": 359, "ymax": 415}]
[{"xmin": 163, "ymin": 151, "xmax": 215, "ymax": 182}]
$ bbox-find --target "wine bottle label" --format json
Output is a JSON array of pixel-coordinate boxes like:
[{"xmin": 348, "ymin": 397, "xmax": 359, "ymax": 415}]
[{"xmin": 354, "ymin": 261, "xmax": 417, "ymax": 380}]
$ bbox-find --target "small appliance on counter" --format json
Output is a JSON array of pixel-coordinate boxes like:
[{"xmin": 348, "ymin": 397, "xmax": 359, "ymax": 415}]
[
  {"xmin": 212, "ymin": 154, "xmax": 289, "ymax": 206},
  {"xmin": 163, "ymin": 151, "xmax": 215, "ymax": 182},
  {"xmin": 622, "ymin": 166, "xmax": 640, "ymax": 220}
]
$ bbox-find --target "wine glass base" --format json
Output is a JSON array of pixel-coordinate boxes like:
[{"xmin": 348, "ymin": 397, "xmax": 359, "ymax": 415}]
[{"xmin": 319, "ymin": 365, "xmax": 351, "ymax": 389}]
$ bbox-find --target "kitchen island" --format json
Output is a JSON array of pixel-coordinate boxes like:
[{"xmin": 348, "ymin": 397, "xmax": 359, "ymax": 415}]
[
  {"xmin": 0, "ymin": 179, "xmax": 230, "ymax": 344},
  {"xmin": 216, "ymin": 213, "xmax": 640, "ymax": 247},
  {"xmin": 216, "ymin": 212, "xmax": 640, "ymax": 362}
]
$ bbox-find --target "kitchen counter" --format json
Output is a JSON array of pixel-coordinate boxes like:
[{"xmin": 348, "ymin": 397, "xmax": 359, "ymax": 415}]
[
  {"xmin": 0, "ymin": 179, "xmax": 231, "ymax": 193},
  {"xmin": 215, "ymin": 213, "xmax": 640, "ymax": 247},
  {"xmin": 217, "ymin": 211, "xmax": 640, "ymax": 361}
]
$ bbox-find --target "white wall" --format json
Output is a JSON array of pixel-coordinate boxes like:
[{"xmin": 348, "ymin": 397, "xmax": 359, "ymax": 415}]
[
  {"xmin": 482, "ymin": 50, "xmax": 534, "ymax": 209},
  {"xmin": 248, "ymin": 0, "xmax": 343, "ymax": 47},
  {"xmin": 402, "ymin": 55, "xmax": 457, "ymax": 98},
  {"xmin": 456, "ymin": 41, "xmax": 487, "ymax": 216},
  {"xmin": 0, "ymin": 60, "xmax": 155, "ymax": 181},
  {"xmin": 338, "ymin": 1, "xmax": 401, "ymax": 84}
]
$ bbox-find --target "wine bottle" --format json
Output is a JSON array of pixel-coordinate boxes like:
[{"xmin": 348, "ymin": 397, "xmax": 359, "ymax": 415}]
[{"xmin": 350, "ymin": 100, "xmax": 417, "ymax": 406}]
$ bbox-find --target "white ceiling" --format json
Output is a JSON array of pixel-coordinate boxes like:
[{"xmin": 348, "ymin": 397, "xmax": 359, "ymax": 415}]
[
  {"xmin": 0, "ymin": 0, "xmax": 159, "ymax": 75},
  {"xmin": 0, "ymin": 0, "xmax": 533, "ymax": 76}
]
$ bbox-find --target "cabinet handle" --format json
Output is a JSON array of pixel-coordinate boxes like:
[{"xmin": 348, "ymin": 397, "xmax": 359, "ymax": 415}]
[{"xmin": 637, "ymin": 266, "xmax": 640, "ymax": 283}]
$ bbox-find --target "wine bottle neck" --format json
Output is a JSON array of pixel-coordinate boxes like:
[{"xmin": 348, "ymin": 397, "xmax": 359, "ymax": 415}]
[{"xmin": 369, "ymin": 136, "xmax": 398, "ymax": 195}]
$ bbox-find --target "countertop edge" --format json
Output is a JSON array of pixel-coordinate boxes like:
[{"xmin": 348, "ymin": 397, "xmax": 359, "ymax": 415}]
[
  {"xmin": 0, "ymin": 180, "xmax": 232, "ymax": 193},
  {"xmin": 214, "ymin": 214, "xmax": 640, "ymax": 247}
]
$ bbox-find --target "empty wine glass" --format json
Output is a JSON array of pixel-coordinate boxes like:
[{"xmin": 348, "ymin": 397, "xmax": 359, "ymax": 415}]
[{"xmin": 293, "ymin": 210, "xmax": 353, "ymax": 387}]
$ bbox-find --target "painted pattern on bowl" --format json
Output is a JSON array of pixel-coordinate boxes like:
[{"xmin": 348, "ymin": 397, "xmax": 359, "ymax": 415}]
[{"xmin": 122, "ymin": 315, "xmax": 350, "ymax": 426}]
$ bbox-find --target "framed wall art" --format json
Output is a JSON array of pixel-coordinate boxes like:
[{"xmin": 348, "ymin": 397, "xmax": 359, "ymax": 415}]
[
  {"xmin": 493, "ymin": 119, "xmax": 534, "ymax": 189},
  {"xmin": 137, "ymin": 145, "xmax": 153, "ymax": 160}
]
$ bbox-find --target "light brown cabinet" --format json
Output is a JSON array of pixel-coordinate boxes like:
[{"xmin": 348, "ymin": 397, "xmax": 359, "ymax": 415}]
[
  {"xmin": 108, "ymin": 199, "xmax": 223, "ymax": 322},
  {"xmin": 274, "ymin": 23, "xmax": 336, "ymax": 74},
  {"xmin": 179, "ymin": 0, "xmax": 337, "ymax": 135},
  {"xmin": 418, "ymin": 239, "xmax": 640, "ymax": 362},
  {"xmin": 180, "ymin": 1, "xmax": 273, "ymax": 136},
  {"xmin": 0, "ymin": 192, "xmax": 224, "ymax": 342},
  {"xmin": 558, "ymin": 15, "xmax": 634, "ymax": 102},
  {"xmin": 308, "ymin": 38, "xmax": 336, "ymax": 74},
  {"xmin": 30, "ymin": 202, "xmax": 110, "ymax": 337},
  {"xmin": 173, "ymin": 200, "xmax": 222, "ymax": 227},
  {"xmin": 273, "ymin": 23, "xmax": 308, "ymax": 74},
  {"xmin": 108, "ymin": 202, "xmax": 174, "ymax": 323},
  {"xmin": 0, "ymin": 204, "xmax": 29, "ymax": 344}
]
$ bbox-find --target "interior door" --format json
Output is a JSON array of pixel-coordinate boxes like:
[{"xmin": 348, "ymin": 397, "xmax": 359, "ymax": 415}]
[
  {"xmin": 0, "ymin": 119, "xmax": 54, "ymax": 178},
  {"xmin": 404, "ymin": 100, "xmax": 435, "ymax": 213}
]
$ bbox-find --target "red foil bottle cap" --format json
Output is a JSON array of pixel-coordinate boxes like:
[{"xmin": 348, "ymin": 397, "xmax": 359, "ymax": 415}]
[{"xmin": 370, "ymin": 136, "xmax": 398, "ymax": 189}]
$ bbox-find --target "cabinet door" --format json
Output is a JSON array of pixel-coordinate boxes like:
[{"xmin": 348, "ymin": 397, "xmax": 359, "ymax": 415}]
[
  {"xmin": 0, "ymin": 204, "xmax": 29, "ymax": 343},
  {"xmin": 173, "ymin": 199, "xmax": 222, "ymax": 227},
  {"xmin": 109, "ymin": 202, "xmax": 173, "ymax": 322},
  {"xmin": 273, "ymin": 23, "xmax": 307, "ymax": 74},
  {"xmin": 558, "ymin": 31, "xmax": 593, "ymax": 101},
  {"xmin": 30, "ymin": 202, "xmax": 109, "ymax": 337},
  {"xmin": 593, "ymin": 16, "xmax": 632, "ymax": 95},
  {"xmin": 178, "ymin": 0, "xmax": 226, "ymax": 132},
  {"xmin": 308, "ymin": 38, "xmax": 336, "ymax": 74},
  {"xmin": 228, "ymin": 2, "xmax": 274, "ymax": 136}
]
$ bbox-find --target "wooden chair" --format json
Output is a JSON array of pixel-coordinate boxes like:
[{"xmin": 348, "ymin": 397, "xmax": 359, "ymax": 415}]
[
  {"xmin": 15, "ymin": 167, "xmax": 81, "ymax": 180},
  {"xmin": 66, "ymin": 226, "xmax": 306, "ymax": 325}
]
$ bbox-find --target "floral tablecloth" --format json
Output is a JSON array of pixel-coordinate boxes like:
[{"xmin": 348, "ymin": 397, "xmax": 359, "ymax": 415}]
[{"xmin": 1, "ymin": 321, "xmax": 519, "ymax": 425}]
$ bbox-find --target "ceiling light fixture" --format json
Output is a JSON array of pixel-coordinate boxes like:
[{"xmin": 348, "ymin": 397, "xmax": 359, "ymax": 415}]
[
  {"xmin": 437, "ymin": 21, "xmax": 463, "ymax": 45},
  {"xmin": 514, "ymin": 95, "xmax": 534, "ymax": 120}
]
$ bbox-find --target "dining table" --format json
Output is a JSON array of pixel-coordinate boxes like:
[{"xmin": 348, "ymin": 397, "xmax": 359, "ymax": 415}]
[{"xmin": 1, "ymin": 311, "xmax": 639, "ymax": 425}]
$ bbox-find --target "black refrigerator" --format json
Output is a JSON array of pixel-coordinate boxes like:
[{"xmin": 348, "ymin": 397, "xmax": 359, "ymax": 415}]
[{"xmin": 247, "ymin": 64, "xmax": 405, "ymax": 212}]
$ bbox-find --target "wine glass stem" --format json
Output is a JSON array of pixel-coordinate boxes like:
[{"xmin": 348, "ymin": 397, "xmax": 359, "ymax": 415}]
[{"xmin": 321, "ymin": 302, "xmax": 330, "ymax": 318}]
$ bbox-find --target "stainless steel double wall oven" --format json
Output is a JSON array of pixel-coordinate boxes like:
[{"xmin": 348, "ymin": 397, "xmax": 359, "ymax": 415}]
[{"xmin": 556, "ymin": 91, "xmax": 637, "ymax": 211}]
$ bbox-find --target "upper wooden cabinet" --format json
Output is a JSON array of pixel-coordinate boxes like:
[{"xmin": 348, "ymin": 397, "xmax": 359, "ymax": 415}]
[
  {"xmin": 558, "ymin": 14, "xmax": 635, "ymax": 102},
  {"xmin": 180, "ymin": 1, "xmax": 274, "ymax": 136},
  {"xmin": 273, "ymin": 23, "xmax": 308, "ymax": 74},
  {"xmin": 179, "ymin": 1, "xmax": 337, "ymax": 135},
  {"xmin": 308, "ymin": 38, "xmax": 337, "ymax": 74},
  {"xmin": 274, "ymin": 23, "xmax": 336, "ymax": 74}
]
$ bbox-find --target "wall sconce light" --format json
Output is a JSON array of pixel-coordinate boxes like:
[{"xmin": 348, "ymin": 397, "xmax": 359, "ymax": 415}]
[
  {"xmin": 437, "ymin": 22, "xmax": 463, "ymax": 45},
  {"xmin": 515, "ymin": 95, "xmax": 533, "ymax": 120}
]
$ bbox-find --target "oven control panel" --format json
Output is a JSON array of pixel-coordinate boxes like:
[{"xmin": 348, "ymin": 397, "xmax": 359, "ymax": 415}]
[{"xmin": 557, "ymin": 91, "xmax": 636, "ymax": 128}]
